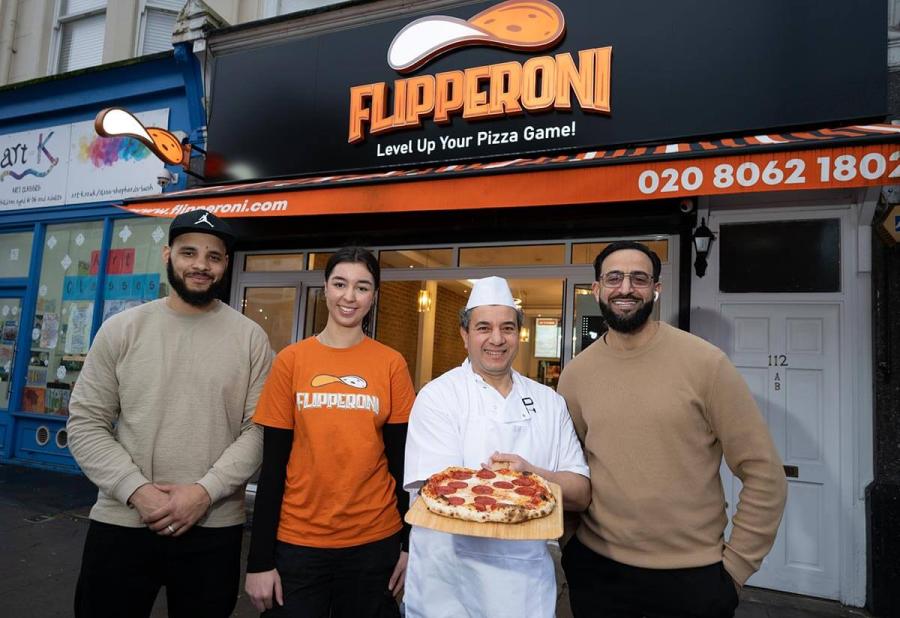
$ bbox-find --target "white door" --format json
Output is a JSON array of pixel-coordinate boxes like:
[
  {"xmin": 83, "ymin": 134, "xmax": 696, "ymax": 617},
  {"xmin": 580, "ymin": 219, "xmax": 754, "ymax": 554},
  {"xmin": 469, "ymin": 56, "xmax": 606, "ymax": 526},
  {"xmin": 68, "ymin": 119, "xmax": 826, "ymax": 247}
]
[{"xmin": 719, "ymin": 303, "xmax": 840, "ymax": 599}]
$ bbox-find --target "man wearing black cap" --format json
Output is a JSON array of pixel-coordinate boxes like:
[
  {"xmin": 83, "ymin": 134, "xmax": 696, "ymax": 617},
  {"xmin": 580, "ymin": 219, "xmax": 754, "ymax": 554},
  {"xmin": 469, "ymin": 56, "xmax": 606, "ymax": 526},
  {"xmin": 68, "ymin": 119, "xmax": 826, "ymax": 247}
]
[{"xmin": 67, "ymin": 210, "xmax": 273, "ymax": 618}]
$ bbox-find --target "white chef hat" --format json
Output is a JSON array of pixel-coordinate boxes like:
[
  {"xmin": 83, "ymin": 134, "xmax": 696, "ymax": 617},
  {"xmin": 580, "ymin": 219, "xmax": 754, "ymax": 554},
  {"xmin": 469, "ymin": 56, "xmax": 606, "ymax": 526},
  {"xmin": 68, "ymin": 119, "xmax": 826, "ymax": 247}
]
[{"xmin": 465, "ymin": 276, "xmax": 517, "ymax": 310}]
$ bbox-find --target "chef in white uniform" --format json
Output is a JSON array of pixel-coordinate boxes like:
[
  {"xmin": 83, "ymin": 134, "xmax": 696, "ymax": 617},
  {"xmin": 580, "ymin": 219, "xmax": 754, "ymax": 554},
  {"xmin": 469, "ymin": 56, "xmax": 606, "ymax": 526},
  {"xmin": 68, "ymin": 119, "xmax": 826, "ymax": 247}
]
[{"xmin": 404, "ymin": 276, "xmax": 591, "ymax": 618}]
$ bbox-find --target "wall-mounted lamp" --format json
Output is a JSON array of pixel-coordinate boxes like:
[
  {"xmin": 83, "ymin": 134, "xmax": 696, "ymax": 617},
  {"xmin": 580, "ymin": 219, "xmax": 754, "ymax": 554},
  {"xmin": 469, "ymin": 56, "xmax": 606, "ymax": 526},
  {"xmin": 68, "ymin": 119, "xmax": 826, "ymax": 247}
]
[
  {"xmin": 417, "ymin": 288, "xmax": 433, "ymax": 313},
  {"xmin": 519, "ymin": 326, "xmax": 530, "ymax": 343},
  {"xmin": 692, "ymin": 217, "xmax": 716, "ymax": 278}
]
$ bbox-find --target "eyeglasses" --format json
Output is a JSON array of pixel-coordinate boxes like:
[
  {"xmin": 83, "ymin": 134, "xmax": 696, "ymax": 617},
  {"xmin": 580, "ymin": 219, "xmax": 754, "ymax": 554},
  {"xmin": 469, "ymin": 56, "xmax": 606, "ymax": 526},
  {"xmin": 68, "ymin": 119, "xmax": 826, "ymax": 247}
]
[{"xmin": 598, "ymin": 271, "xmax": 655, "ymax": 289}]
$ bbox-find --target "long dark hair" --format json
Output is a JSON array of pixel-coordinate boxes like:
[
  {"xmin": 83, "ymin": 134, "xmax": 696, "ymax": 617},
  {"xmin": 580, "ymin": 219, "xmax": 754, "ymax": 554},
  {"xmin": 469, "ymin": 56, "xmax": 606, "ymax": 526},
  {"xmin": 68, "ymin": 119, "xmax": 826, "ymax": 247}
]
[{"xmin": 324, "ymin": 247, "xmax": 380, "ymax": 333}]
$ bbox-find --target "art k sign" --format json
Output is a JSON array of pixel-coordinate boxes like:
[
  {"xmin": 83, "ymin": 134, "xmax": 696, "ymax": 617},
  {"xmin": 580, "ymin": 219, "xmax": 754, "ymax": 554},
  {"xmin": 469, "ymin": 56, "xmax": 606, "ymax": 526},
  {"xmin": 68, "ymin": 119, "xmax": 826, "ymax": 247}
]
[{"xmin": 205, "ymin": 0, "xmax": 885, "ymax": 181}]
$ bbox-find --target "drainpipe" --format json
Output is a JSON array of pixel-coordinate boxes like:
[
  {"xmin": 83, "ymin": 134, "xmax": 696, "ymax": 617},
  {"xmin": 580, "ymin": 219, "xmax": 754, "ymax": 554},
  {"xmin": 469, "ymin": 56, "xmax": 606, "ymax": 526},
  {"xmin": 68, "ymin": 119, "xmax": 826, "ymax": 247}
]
[{"xmin": 0, "ymin": 0, "xmax": 20, "ymax": 86}]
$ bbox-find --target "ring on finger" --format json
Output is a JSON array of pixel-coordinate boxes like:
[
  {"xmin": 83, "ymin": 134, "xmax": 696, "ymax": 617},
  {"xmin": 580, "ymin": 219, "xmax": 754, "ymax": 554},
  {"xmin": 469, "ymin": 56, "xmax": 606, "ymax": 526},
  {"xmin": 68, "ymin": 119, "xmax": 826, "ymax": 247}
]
[{"xmin": 167, "ymin": 524, "xmax": 176, "ymax": 534}]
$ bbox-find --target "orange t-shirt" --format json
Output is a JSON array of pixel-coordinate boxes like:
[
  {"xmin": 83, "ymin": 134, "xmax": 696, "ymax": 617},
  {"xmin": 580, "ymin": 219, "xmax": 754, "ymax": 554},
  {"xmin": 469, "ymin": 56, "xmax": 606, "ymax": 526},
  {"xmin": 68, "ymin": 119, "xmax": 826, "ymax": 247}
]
[{"xmin": 253, "ymin": 336, "xmax": 415, "ymax": 548}]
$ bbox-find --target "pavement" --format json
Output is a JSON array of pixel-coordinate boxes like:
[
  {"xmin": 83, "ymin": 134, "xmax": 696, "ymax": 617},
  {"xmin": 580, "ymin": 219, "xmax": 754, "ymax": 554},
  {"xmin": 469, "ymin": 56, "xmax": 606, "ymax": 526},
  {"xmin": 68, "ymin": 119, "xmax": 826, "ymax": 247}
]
[{"xmin": 0, "ymin": 463, "xmax": 878, "ymax": 617}]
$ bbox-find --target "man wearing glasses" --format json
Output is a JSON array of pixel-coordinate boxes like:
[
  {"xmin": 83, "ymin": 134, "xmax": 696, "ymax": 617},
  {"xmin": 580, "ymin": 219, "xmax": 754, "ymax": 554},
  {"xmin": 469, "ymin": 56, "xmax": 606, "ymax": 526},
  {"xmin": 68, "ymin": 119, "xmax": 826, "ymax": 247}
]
[{"xmin": 558, "ymin": 240, "xmax": 787, "ymax": 618}]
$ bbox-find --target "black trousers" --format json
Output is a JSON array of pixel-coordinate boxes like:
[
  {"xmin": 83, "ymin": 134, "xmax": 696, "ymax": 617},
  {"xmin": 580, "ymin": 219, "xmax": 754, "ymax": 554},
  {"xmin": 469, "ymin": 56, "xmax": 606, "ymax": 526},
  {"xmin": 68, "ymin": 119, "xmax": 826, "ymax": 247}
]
[
  {"xmin": 74, "ymin": 520, "xmax": 243, "ymax": 618},
  {"xmin": 265, "ymin": 532, "xmax": 402, "ymax": 618},
  {"xmin": 562, "ymin": 535, "xmax": 740, "ymax": 618}
]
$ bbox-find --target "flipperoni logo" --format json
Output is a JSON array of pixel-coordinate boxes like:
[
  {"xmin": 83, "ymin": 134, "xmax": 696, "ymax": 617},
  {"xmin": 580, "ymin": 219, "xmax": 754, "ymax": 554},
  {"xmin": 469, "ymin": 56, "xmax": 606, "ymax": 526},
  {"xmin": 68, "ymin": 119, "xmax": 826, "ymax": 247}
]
[
  {"xmin": 387, "ymin": 0, "xmax": 566, "ymax": 74},
  {"xmin": 311, "ymin": 374, "xmax": 368, "ymax": 389},
  {"xmin": 348, "ymin": 0, "xmax": 612, "ymax": 143}
]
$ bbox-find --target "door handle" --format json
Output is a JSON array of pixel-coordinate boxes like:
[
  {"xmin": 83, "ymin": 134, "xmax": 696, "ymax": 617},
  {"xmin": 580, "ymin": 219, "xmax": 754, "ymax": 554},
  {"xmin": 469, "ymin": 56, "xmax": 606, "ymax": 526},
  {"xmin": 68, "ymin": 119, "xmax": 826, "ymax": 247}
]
[{"xmin": 784, "ymin": 465, "xmax": 799, "ymax": 478}]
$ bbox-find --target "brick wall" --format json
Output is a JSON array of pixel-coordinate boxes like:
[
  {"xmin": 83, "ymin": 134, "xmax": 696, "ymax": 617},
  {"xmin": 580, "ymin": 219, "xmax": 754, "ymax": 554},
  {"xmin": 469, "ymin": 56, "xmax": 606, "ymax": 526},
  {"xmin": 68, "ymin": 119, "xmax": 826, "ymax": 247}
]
[
  {"xmin": 375, "ymin": 281, "xmax": 420, "ymax": 378},
  {"xmin": 432, "ymin": 284, "xmax": 468, "ymax": 379}
]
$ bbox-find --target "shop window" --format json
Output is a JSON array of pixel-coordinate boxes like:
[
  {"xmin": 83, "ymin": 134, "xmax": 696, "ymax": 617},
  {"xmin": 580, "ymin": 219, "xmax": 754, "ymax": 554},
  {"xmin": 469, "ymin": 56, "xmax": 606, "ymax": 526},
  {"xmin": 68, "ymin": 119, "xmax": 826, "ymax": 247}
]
[
  {"xmin": 379, "ymin": 248, "xmax": 453, "ymax": 269},
  {"xmin": 0, "ymin": 231, "xmax": 34, "ymax": 278},
  {"xmin": 245, "ymin": 253, "xmax": 305, "ymax": 272},
  {"xmin": 572, "ymin": 240, "xmax": 669, "ymax": 266},
  {"xmin": 242, "ymin": 287, "xmax": 297, "ymax": 353},
  {"xmin": 0, "ymin": 298, "xmax": 22, "ymax": 409},
  {"xmin": 303, "ymin": 287, "xmax": 328, "ymax": 337},
  {"xmin": 102, "ymin": 218, "xmax": 169, "ymax": 322},
  {"xmin": 459, "ymin": 244, "xmax": 565, "ymax": 267},
  {"xmin": 138, "ymin": 0, "xmax": 182, "ymax": 55},
  {"xmin": 54, "ymin": 0, "xmax": 106, "ymax": 74},
  {"xmin": 719, "ymin": 219, "xmax": 841, "ymax": 293},
  {"xmin": 308, "ymin": 252, "xmax": 334, "ymax": 270},
  {"xmin": 27, "ymin": 222, "xmax": 104, "ymax": 415},
  {"xmin": 572, "ymin": 284, "xmax": 604, "ymax": 356}
]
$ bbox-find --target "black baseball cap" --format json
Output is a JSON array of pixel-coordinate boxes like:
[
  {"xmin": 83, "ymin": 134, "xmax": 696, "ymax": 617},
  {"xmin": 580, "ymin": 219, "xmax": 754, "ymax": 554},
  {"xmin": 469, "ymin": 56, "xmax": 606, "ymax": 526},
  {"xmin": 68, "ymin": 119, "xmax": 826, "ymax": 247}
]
[{"xmin": 168, "ymin": 210, "xmax": 236, "ymax": 250}]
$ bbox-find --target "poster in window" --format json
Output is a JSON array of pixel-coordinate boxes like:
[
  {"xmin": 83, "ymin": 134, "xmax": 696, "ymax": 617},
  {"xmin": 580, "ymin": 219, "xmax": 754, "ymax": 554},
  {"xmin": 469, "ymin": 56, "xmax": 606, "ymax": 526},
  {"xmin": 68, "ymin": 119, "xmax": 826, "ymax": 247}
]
[
  {"xmin": 1, "ymin": 320, "xmax": 16, "ymax": 344},
  {"xmin": 22, "ymin": 386, "xmax": 45, "ymax": 413},
  {"xmin": 534, "ymin": 318, "xmax": 560, "ymax": 358},
  {"xmin": 39, "ymin": 312, "xmax": 59, "ymax": 349},
  {"xmin": 64, "ymin": 303, "xmax": 93, "ymax": 355},
  {"xmin": 46, "ymin": 382, "xmax": 71, "ymax": 416}
]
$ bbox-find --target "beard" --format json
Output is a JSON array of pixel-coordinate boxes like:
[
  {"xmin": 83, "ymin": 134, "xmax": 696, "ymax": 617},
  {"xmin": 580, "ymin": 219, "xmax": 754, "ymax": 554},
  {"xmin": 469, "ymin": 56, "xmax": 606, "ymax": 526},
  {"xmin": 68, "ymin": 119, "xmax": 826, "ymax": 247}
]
[
  {"xmin": 166, "ymin": 259, "xmax": 228, "ymax": 308},
  {"xmin": 598, "ymin": 293, "xmax": 655, "ymax": 334}
]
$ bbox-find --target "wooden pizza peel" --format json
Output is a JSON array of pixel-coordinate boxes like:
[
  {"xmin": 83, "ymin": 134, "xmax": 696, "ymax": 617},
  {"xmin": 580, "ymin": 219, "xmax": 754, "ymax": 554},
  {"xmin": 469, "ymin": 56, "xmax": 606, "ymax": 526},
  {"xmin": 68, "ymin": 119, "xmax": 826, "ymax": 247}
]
[{"xmin": 405, "ymin": 482, "xmax": 563, "ymax": 540}]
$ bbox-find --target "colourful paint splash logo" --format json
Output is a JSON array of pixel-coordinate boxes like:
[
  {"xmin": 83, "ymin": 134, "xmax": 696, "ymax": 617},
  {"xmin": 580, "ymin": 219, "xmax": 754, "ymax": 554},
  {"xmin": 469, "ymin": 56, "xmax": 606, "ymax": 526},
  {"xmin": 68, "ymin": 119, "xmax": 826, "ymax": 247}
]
[{"xmin": 78, "ymin": 135, "xmax": 151, "ymax": 167}]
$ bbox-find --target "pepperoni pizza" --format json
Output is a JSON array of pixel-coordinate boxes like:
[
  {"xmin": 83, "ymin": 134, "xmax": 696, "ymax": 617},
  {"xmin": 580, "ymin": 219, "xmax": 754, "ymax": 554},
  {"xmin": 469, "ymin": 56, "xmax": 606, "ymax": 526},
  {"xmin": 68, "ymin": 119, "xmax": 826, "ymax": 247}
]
[{"xmin": 419, "ymin": 466, "xmax": 556, "ymax": 523}]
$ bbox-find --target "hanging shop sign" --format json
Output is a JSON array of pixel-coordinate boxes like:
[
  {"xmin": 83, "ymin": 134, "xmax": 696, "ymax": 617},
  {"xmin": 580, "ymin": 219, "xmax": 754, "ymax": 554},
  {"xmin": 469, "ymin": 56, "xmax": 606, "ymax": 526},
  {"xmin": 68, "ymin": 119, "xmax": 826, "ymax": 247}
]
[
  {"xmin": 206, "ymin": 0, "xmax": 885, "ymax": 180},
  {"xmin": 0, "ymin": 109, "xmax": 169, "ymax": 211}
]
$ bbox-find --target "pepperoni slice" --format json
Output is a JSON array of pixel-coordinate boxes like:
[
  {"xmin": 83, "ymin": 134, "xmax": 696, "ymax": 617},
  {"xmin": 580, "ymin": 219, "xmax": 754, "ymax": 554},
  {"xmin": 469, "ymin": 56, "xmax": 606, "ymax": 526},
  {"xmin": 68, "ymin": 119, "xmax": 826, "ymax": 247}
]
[
  {"xmin": 515, "ymin": 486, "xmax": 538, "ymax": 496},
  {"xmin": 450, "ymin": 470, "xmax": 474, "ymax": 480},
  {"xmin": 474, "ymin": 503, "xmax": 487, "ymax": 511},
  {"xmin": 472, "ymin": 485, "xmax": 494, "ymax": 495},
  {"xmin": 512, "ymin": 476, "xmax": 534, "ymax": 486},
  {"xmin": 476, "ymin": 469, "xmax": 497, "ymax": 479},
  {"xmin": 446, "ymin": 496, "xmax": 465, "ymax": 505},
  {"xmin": 435, "ymin": 486, "xmax": 457, "ymax": 495},
  {"xmin": 447, "ymin": 481, "xmax": 468, "ymax": 489},
  {"xmin": 492, "ymin": 481, "xmax": 515, "ymax": 489},
  {"xmin": 474, "ymin": 495, "xmax": 497, "ymax": 505}
]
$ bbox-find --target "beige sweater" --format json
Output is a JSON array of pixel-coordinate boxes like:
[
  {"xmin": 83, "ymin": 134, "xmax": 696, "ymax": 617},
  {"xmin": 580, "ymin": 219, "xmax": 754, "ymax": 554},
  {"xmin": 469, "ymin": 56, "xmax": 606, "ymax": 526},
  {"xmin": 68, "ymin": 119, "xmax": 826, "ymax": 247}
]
[
  {"xmin": 558, "ymin": 322, "xmax": 786, "ymax": 585},
  {"xmin": 67, "ymin": 299, "xmax": 272, "ymax": 528}
]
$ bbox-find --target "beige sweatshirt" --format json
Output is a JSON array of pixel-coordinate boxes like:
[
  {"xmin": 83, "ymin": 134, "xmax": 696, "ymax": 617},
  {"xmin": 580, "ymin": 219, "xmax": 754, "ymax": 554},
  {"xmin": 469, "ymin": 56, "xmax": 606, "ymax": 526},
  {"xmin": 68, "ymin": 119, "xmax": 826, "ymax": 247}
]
[
  {"xmin": 558, "ymin": 322, "xmax": 786, "ymax": 585},
  {"xmin": 67, "ymin": 299, "xmax": 272, "ymax": 528}
]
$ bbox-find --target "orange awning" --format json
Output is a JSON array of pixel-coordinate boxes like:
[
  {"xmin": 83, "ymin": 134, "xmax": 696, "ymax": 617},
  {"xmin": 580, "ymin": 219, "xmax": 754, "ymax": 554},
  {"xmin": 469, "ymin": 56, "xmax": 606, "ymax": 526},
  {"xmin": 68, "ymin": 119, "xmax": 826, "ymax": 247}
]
[{"xmin": 122, "ymin": 124, "xmax": 900, "ymax": 219}]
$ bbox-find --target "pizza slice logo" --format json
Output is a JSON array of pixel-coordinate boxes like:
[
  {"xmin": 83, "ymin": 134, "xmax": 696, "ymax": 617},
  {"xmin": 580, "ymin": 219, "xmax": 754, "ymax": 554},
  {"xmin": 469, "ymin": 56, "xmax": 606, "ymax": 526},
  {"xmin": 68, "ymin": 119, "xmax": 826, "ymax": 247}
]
[
  {"xmin": 94, "ymin": 108, "xmax": 188, "ymax": 167},
  {"xmin": 311, "ymin": 374, "xmax": 368, "ymax": 389},
  {"xmin": 388, "ymin": 0, "xmax": 566, "ymax": 74}
]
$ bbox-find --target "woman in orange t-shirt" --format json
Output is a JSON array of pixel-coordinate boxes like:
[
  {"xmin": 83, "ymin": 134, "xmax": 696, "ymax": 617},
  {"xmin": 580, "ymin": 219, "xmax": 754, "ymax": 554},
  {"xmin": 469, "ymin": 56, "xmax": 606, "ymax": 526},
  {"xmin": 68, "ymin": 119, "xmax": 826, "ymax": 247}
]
[{"xmin": 245, "ymin": 247, "xmax": 415, "ymax": 617}]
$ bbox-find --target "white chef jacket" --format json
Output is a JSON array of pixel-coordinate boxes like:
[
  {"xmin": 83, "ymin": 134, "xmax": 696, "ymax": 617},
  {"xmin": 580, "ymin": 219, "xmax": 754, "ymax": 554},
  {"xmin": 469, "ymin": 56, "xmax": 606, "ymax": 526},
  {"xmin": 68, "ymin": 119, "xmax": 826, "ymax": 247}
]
[{"xmin": 404, "ymin": 360, "xmax": 589, "ymax": 618}]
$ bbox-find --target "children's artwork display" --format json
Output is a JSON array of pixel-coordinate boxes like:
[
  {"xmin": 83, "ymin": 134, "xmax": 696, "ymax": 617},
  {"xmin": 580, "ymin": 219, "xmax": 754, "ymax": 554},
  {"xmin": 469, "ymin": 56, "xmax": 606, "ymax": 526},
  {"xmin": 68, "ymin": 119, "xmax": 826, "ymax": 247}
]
[
  {"xmin": 64, "ymin": 303, "xmax": 93, "ymax": 355},
  {"xmin": 22, "ymin": 386, "xmax": 45, "ymax": 413},
  {"xmin": 46, "ymin": 382, "xmax": 71, "ymax": 416}
]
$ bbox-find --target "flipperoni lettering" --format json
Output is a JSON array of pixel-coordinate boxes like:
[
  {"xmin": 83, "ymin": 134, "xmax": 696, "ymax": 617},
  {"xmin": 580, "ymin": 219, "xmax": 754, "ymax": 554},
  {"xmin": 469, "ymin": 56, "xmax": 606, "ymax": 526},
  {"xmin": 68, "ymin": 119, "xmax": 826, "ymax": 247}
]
[{"xmin": 348, "ymin": 47, "xmax": 611, "ymax": 143}]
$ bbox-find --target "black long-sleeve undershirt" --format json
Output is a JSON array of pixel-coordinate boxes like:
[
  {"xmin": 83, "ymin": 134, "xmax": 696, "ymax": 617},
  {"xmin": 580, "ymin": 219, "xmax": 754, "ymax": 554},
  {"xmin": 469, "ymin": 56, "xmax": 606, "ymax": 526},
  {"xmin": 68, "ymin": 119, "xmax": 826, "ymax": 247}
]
[
  {"xmin": 246, "ymin": 423, "xmax": 410, "ymax": 573},
  {"xmin": 246, "ymin": 426, "xmax": 292, "ymax": 573},
  {"xmin": 383, "ymin": 422, "xmax": 411, "ymax": 551}
]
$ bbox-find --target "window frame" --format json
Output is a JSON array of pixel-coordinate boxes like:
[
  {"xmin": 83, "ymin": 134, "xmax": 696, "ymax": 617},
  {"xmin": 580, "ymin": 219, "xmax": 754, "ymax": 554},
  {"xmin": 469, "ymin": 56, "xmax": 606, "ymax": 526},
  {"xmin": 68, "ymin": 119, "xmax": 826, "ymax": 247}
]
[
  {"xmin": 49, "ymin": 0, "xmax": 108, "ymax": 75},
  {"xmin": 135, "ymin": 0, "xmax": 183, "ymax": 57}
]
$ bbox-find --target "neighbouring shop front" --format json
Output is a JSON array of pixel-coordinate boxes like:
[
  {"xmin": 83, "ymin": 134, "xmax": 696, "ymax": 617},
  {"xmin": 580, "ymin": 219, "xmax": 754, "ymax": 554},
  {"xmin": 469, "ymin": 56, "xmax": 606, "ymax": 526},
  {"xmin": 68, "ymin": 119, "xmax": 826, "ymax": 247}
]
[
  {"xmin": 0, "ymin": 47, "xmax": 206, "ymax": 473},
  {"xmin": 65, "ymin": 0, "xmax": 900, "ymax": 611}
]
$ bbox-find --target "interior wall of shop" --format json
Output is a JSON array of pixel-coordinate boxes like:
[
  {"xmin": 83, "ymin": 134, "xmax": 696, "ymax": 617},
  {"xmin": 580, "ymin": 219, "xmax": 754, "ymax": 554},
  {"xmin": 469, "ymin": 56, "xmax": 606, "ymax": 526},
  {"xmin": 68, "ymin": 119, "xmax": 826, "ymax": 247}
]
[{"xmin": 690, "ymin": 188, "xmax": 875, "ymax": 607}]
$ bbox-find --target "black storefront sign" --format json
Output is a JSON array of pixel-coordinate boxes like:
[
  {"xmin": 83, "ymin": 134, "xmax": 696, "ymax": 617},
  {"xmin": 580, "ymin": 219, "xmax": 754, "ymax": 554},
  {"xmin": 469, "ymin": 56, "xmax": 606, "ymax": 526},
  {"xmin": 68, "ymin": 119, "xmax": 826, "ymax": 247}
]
[{"xmin": 206, "ymin": 0, "xmax": 886, "ymax": 181}]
